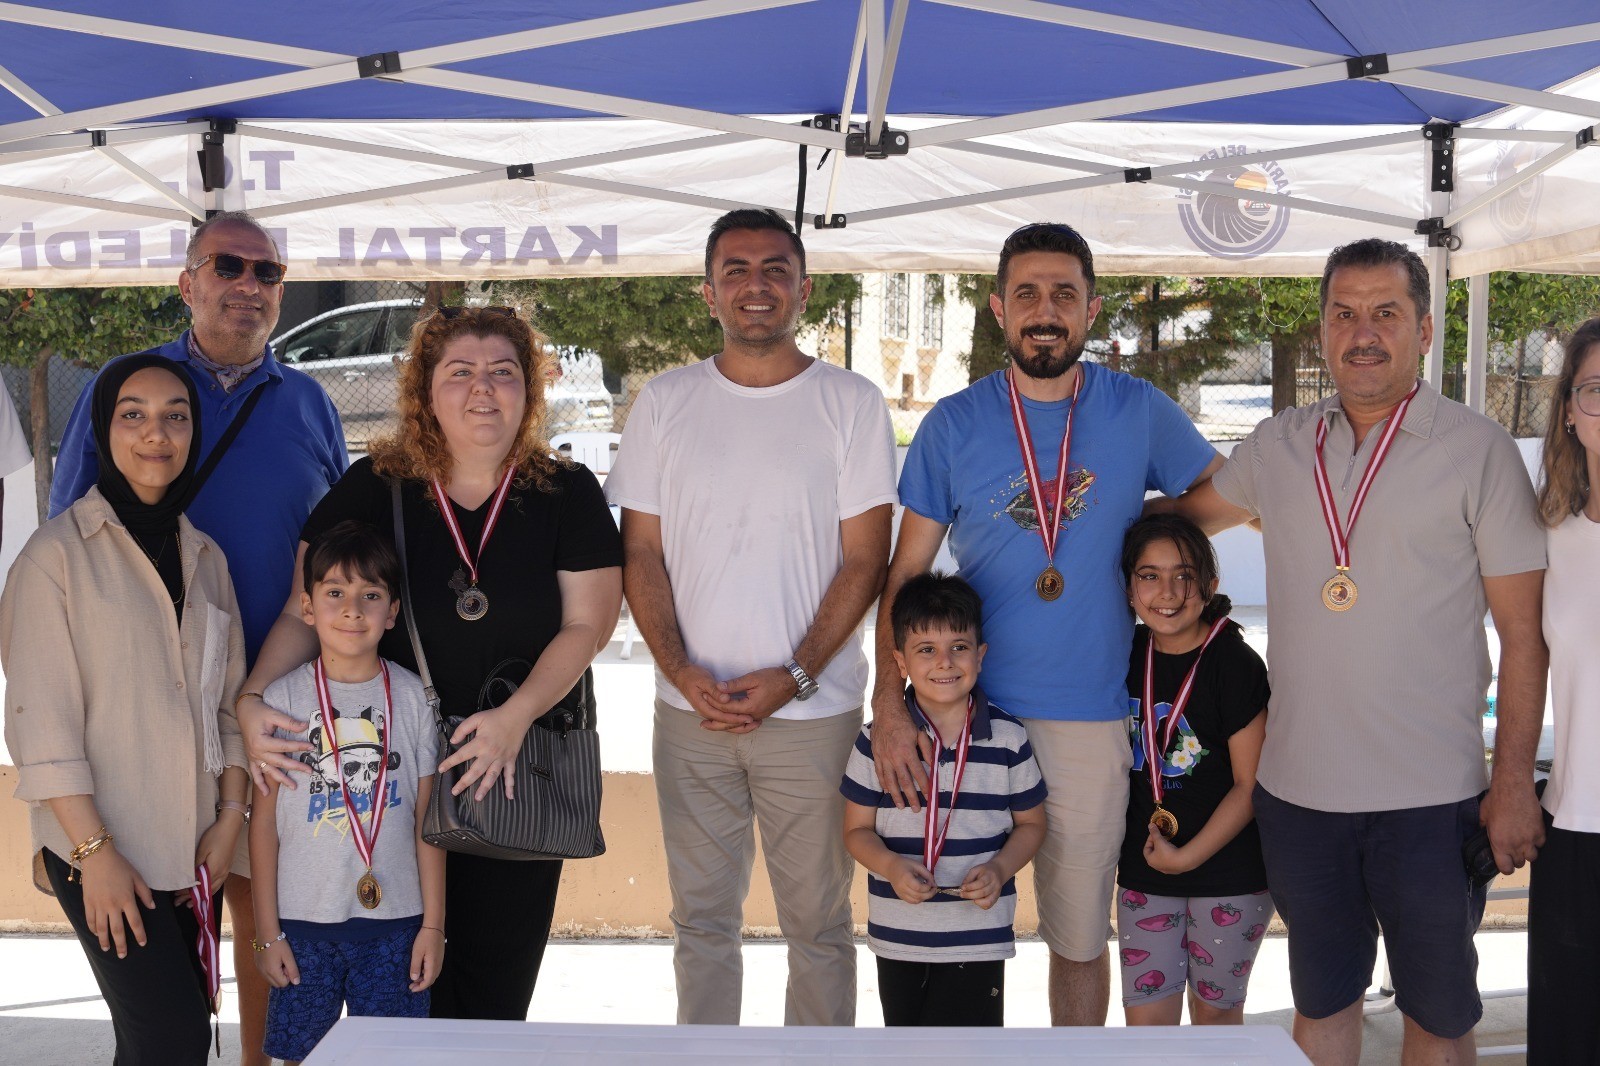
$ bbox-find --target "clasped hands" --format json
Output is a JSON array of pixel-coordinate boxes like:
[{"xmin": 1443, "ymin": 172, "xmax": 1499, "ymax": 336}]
[{"xmin": 675, "ymin": 663, "xmax": 798, "ymax": 733}]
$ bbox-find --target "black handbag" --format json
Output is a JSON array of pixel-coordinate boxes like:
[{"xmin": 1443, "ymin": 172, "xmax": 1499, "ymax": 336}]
[{"xmin": 390, "ymin": 478, "xmax": 606, "ymax": 861}]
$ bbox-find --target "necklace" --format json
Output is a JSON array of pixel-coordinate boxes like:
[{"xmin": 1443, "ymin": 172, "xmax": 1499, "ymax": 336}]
[{"xmin": 133, "ymin": 530, "xmax": 185, "ymax": 607}]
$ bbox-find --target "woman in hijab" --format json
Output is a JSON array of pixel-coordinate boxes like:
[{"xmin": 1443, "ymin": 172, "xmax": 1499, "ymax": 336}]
[{"xmin": 1, "ymin": 354, "xmax": 250, "ymax": 1066}]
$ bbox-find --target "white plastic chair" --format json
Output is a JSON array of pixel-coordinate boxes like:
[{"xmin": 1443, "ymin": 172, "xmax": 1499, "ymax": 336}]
[{"xmin": 550, "ymin": 431, "xmax": 621, "ymax": 476}]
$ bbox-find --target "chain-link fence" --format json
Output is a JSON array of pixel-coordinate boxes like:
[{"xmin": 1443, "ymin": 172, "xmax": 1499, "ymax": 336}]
[{"xmin": 2, "ymin": 274, "xmax": 1567, "ymax": 465}]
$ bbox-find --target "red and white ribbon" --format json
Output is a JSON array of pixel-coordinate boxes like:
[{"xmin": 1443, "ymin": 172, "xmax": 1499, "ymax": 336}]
[
  {"xmin": 1005, "ymin": 368, "xmax": 1083, "ymax": 568},
  {"xmin": 432, "ymin": 467, "xmax": 515, "ymax": 587},
  {"xmin": 916, "ymin": 696, "xmax": 974, "ymax": 877},
  {"xmin": 1141, "ymin": 617, "xmax": 1231, "ymax": 809},
  {"xmin": 1313, "ymin": 384, "xmax": 1418, "ymax": 571},
  {"xmin": 314, "ymin": 658, "xmax": 393, "ymax": 873},
  {"xmin": 189, "ymin": 864, "xmax": 220, "ymax": 1013}
]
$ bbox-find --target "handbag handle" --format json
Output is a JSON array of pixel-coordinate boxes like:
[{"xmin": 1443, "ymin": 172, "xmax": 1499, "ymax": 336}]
[{"xmin": 390, "ymin": 478, "xmax": 446, "ymax": 737}]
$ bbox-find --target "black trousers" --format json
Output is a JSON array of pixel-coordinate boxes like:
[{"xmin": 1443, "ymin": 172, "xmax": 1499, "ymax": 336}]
[
  {"xmin": 429, "ymin": 851, "xmax": 563, "ymax": 1020},
  {"xmin": 876, "ymin": 956, "xmax": 1006, "ymax": 1027},
  {"xmin": 1528, "ymin": 811, "xmax": 1600, "ymax": 1065},
  {"xmin": 42, "ymin": 849, "xmax": 215, "ymax": 1066}
]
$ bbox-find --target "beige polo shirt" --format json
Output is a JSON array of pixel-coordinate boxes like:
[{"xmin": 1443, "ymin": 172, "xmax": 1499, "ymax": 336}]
[{"xmin": 1213, "ymin": 381, "xmax": 1545, "ymax": 813}]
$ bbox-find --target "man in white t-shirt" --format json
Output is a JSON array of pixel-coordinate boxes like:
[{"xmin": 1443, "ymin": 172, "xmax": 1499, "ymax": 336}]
[
  {"xmin": 606, "ymin": 209, "xmax": 897, "ymax": 1026},
  {"xmin": 0, "ymin": 379, "xmax": 32, "ymax": 552}
]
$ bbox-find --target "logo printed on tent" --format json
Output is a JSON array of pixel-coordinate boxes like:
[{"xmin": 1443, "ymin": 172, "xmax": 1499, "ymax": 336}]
[{"xmin": 1177, "ymin": 148, "xmax": 1292, "ymax": 260}]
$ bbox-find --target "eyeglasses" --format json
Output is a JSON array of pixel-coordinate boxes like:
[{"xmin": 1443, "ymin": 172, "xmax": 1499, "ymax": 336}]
[
  {"xmin": 187, "ymin": 253, "xmax": 287, "ymax": 286},
  {"xmin": 1572, "ymin": 383, "xmax": 1600, "ymax": 418},
  {"xmin": 432, "ymin": 305, "xmax": 517, "ymax": 321}
]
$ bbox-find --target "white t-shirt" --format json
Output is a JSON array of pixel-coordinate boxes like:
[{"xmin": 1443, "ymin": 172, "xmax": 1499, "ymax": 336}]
[
  {"xmin": 1542, "ymin": 512, "xmax": 1600, "ymax": 832},
  {"xmin": 606, "ymin": 357, "xmax": 897, "ymax": 720},
  {"xmin": 0, "ymin": 381, "xmax": 32, "ymax": 480}
]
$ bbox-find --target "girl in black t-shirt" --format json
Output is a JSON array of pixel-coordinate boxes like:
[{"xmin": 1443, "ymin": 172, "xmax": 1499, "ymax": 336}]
[{"xmin": 1115, "ymin": 514, "xmax": 1272, "ymax": 1026}]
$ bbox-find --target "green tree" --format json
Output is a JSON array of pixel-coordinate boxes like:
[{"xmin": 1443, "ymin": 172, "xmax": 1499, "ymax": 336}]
[
  {"xmin": 488, "ymin": 274, "xmax": 862, "ymax": 378},
  {"xmin": 0, "ymin": 286, "xmax": 186, "ymax": 518}
]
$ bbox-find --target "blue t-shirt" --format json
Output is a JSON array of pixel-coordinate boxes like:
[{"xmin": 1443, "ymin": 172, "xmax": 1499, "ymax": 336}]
[
  {"xmin": 49, "ymin": 332, "xmax": 348, "ymax": 663},
  {"xmin": 898, "ymin": 363, "xmax": 1215, "ymax": 721}
]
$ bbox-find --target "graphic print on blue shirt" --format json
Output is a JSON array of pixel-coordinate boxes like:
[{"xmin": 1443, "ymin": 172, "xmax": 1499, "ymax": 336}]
[
  {"xmin": 1128, "ymin": 697, "xmax": 1211, "ymax": 793},
  {"xmin": 994, "ymin": 466, "xmax": 1097, "ymax": 531},
  {"xmin": 299, "ymin": 704, "xmax": 404, "ymax": 830}
]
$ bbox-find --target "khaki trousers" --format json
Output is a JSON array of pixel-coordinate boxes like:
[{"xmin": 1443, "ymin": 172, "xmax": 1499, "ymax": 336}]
[{"xmin": 653, "ymin": 699, "xmax": 861, "ymax": 1026}]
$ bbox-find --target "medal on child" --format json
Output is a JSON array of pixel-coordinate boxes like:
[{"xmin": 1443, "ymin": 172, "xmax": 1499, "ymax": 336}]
[
  {"xmin": 1312, "ymin": 384, "xmax": 1417, "ymax": 613},
  {"xmin": 314, "ymin": 657, "xmax": 394, "ymax": 910},
  {"xmin": 1141, "ymin": 617, "xmax": 1230, "ymax": 841},
  {"xmin": 1005, "ymin": 368, "xmax": 1082, "ymax": 602},
  {"xmin": 915, "ymin": 694, "xmax": 974, "ymax": 889},
  {"xmin": 433, "ymin": 468, "xmax": 515, "ymax": 622}
]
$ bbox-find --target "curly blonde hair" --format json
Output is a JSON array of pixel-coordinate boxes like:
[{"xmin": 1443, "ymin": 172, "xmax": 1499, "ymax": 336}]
[
  {"xmin": 1537, "ymin": 317, "xmax": 1600, "ymax": 527},
  {"xmin": 368, "ymin": 306, "xmax": 566, "ymax": 494}
]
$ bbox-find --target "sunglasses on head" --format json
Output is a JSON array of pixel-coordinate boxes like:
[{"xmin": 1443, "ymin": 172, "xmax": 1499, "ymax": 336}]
[
  {"xmin": 188, "ymin": 253, "xmax": 287, "ymax": 286},
  {"xmin": 432, "ymin": 304, "xmax": 517, "ymax": 321}
]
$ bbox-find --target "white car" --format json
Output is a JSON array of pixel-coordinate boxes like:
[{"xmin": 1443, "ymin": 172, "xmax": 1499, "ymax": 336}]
[{"xmin": 271, "ymin": 299, "xmax": 614, "ymax": 439}]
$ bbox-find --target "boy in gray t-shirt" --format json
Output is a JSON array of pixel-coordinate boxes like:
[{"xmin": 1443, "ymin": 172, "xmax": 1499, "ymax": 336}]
[{"xmin": 249, "ymin": 521, "xmax": 444, "ymax": 1063}]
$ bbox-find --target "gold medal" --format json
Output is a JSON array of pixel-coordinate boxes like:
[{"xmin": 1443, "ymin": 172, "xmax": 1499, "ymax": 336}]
[
  {"xmin": 1150, "ymin": 806, "xmax": 1179, "ymax": 840},
  {"xmin": 357, "ymin": 871, "xmax": 382, "ymax": 910},
  {"xmin": 1036, "ymin": 565, "xmax": 1064, "ymax": 601},
  {"xmin": 1321, "ymin": 571, "xmax": 1357, "ymax": 612}
]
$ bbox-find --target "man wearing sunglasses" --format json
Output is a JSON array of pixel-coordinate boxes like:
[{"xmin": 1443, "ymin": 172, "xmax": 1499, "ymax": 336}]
[{"xmin": 48, "ymin": 210, "xmax": 347, "ymax": 1066}]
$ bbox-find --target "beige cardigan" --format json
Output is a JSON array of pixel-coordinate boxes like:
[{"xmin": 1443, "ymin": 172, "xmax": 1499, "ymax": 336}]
[{"xmin": 1, "ymin": 488, "xmax": 248, "ymax": 892}]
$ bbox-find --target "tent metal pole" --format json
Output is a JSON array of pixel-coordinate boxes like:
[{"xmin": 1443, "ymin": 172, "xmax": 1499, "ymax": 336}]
[
  {"xmin": 942, "ymin": 129, "xmax": 1416, "ymax": 178},
  {"xmin": 1383, "ymin": 70, "xmax": 1600, "ymax": 123},
  {"xmin": 0, "ymin": 182, "xmax": 188, "ymax": 220},
  {"xmin": 0, "ymin": 59, "xmax": 205, "ymax": 219},
  {"xmin": 234, "ymin": 124, "xmax": 502, "ymax": 171},
  {"xmin": 821, "ymin": 1, "xmax": 870, "ymax": 223},
  {"xmin": 1455, "ymin": 128, "xmax": 1577, "ymax": 143},
  {"xmin": 247, "ymin": 170, "xmax": 511, "ymax": 219},
  {"xmin": 864, "ymin": 0, "xmax": 884, "ymax": 144},
  {"xmin": 1466, "ymin": 274, "xmax": 1490, "ymax": 413},
  {"xmin": 916, "ymin": 64, "xmax": 1346, "ymax": 147},
  {"xmin": 1445, "ymin": 131, "xmax": 1588, "ymax": 228},
  {"xmin": 1425, "ymin": 190, "xmax": 1449, "ymax": 390},
  {"xmin": 866, "ymin": 0, "xmax": 910, "ymax": 146},
  {"xmin": 395, "ymin": 69, "xmax": 842, "ymax": 149},
  {"xmin": 1388, "ymin": 22, "xmax": 1600, "ymax": 68},
  {"xmin": 929, "ymin": 0, "xmax": 1334, "ymax": 66},
  {"xmin": 401, "ymin": 0, "xmax": 814, "ymax": 69},
  {"xmin": 1146, "ymin": 176, "xmax": 1415, "ymax": 229},
  {"xmin": 0, "ymin": 65, "xmax": 358, "ymax": 147},
  {"xmin": 541, "ymin": 171, "xmax": 783, "ymax": 214},
  {"xmin": 0, "ymin": 1, "xmax": 343, "ymax": 66}
]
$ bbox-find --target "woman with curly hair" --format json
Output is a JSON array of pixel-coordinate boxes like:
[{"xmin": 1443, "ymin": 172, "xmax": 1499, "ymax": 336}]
[{"xmin": 237, "ymin": 306, "xmax": 622, "ymax": 1021}]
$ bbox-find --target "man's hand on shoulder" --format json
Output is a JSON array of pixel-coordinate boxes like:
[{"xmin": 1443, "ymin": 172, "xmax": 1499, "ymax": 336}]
[{"xmin": 870, "ymin": 684, "xmax": 933, "ymax": 812}]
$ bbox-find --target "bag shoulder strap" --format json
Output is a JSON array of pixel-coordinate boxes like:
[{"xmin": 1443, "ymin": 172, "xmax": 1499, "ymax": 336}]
[
  {"xmin": 186, "ymin": 381, "xmax": 264, "ymax": 505},
  {"xmin": 390, "ymin": 477, "xmax": 442, "ymax": 723}
]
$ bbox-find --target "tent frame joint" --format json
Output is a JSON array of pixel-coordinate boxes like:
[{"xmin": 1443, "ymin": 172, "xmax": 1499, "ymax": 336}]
[
  {"xmin": 1346, "ymin": 53, "xmax": 1390, "ymax": 79},
  {"xmin": 1124, "ymin": 166, "xmax": 1152, "ymax": 183},
  {"xmin": 845, "ymin": 124, "xmax": 909, "ymax": 159},
  {"xmin": 812, "ymin": 213, "xmax": 847, "ymax": 229},
  {"xmin": 1424, "ymin": 121, "xmax": 1457, "ymax": 192},
  {"xmin": 1416, "ymin": 217, "xmax": 1461, "ymax": 250},
  {"xmin": 197, "ymin": 121, "xmax": 232, "ymax": 193},
  {"xmin": 506, "ymin": 163, "xmax": 535, "ymax": 180},
  {"xmin": 1579, "ymin": 126, "xmax": 1597, "ymax": 149},
  {"xmin": 359, "ymin": 51, "xmax": 402, "ymax": 78}
]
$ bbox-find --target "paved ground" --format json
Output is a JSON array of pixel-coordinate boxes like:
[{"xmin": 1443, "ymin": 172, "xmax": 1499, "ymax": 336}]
[{"xmin": 0, "ymin": 928, "xmax": 1531, "ymax": 1064}]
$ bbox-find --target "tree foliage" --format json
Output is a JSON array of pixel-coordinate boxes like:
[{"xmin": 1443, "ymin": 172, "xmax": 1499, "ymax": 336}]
[
  {"xmin": 0, "ymin": 286, "xmax": 186, "ymax": 517},
  {"xmin": 488, "ymin": 274, "xmax": 862, "ymax": 377}
]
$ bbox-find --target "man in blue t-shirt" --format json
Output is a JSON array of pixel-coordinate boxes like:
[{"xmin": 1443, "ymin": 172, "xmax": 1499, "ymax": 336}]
[
  {"xmin": 49, "ymin": 211, "xmax": 346, "ymax": 1066},
  {"xmin": 871, "ymin": 223, "xmax": 1219, "ymax": 1027}
]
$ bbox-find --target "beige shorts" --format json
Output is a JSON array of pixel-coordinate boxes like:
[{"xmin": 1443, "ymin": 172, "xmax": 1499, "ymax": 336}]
[{"xmin": 1022, "ymin": 717, "xmax": 1132, "ymax": 962}]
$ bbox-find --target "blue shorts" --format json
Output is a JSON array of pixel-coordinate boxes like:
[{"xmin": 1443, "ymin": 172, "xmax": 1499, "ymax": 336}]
[
  {"xmin": 1253, "ymin": 785, "xmax": 1486, "ymax": 1039},
  {"xmin": 262, "ymin": 922, "xmax": 430, "ymax": 1062}
]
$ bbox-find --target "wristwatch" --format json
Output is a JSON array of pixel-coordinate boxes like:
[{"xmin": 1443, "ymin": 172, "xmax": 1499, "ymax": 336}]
[{"xmin": 784, "ymin": 659, "xmax": 819, "ymax": 702}]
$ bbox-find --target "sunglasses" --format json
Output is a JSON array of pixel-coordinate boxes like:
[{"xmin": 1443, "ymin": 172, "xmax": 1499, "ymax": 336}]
[
  {"xmin": 432, "ymin": 304, "xmax": 517, "ymax": 321},
  {"xmin": 188, "ymin": 253, "xmax": 287, "ymax": 286}
]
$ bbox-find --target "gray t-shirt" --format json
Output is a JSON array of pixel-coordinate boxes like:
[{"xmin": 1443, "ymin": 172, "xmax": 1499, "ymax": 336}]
[
  {"xmin": 266, "ymin": 660, "xmax": 437, "ymax": 924},
  {"xmin": 1213, "ymin": 381, "xmax": 1545, "ymax": 813}
]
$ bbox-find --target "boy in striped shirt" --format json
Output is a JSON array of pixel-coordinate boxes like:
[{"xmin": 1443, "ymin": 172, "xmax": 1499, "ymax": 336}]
[{"xmin": 842, "ymin": 573, "xmax": 1047, "ymax": 1026}]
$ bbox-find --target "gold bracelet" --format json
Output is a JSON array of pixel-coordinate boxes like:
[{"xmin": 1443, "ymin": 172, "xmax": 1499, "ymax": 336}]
[
  {"xmin": 251, "ymin": 931, "xmax": 287, "ymax": 953},
  {"xmin": 234, "ymin": 690, "xmax": 265, "ymax": 711},
  {"xmin": 67, "ymin": 827, "xmax": 113, "ymax": 882}
]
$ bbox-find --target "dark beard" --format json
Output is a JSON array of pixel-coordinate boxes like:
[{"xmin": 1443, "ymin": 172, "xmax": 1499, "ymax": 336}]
[{"xmin": 1006, "ymin": 331, "xmax": 1086, "ymax": 380}]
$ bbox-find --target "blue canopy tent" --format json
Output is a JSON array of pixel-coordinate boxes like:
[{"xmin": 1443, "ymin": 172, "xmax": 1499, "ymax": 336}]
[{"xmin": 3, "ymin": 0, "xmax": 1600, "ymax": 403}]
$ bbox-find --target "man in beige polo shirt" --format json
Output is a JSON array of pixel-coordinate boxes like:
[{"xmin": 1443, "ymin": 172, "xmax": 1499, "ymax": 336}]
[{"xmin": 1163, "ymin": 237, "xmax": 1547, "ymax": 1065}]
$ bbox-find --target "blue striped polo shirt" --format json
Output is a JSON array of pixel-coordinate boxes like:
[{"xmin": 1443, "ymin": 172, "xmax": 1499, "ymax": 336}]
[{"xmin": 840, "ymin": 685, "xmax": 1047, "ymax": 963}]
